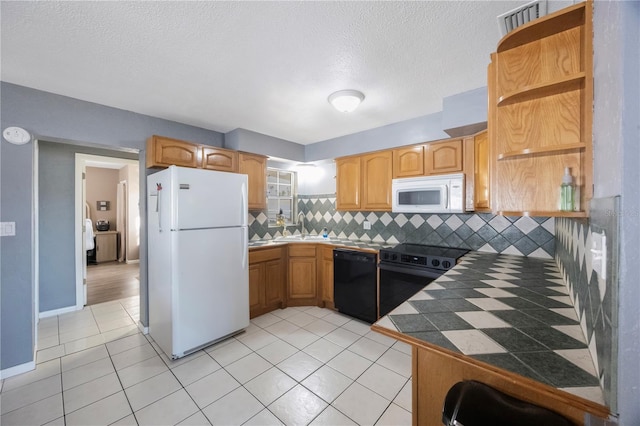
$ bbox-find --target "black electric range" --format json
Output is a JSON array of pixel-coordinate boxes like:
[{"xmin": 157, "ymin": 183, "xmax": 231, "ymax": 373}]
[{"xmin": 378, "ymin": 244, "xmax": 469, "ymax": 317}]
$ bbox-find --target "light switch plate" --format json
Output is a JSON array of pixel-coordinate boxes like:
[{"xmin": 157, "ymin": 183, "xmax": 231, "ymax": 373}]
[
  {"xmin": 1, "ymin": 222, "xmax": 16, "ymax": 236},
  {"xmin": 591, "ymin": 231, "xmax": 607, "ymax": 280},
  {"xmin": 363, "ymin": 221, "xmax": 371, "ymax": 230}
]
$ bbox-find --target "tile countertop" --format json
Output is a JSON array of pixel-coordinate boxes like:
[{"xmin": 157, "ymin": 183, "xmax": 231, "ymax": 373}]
[
  {"xmin": 248, "ymin": 238, "xmax": 393, "ymax": 252},
  {"xmin": 373, "ymin": 251, "xmax": 605, "ymax": 405}
]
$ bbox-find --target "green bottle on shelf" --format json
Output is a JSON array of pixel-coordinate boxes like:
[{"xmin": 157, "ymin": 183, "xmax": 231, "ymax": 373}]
[{"xmin": 560, "ymin": 167, "xmax": 574, "ymax": 212}]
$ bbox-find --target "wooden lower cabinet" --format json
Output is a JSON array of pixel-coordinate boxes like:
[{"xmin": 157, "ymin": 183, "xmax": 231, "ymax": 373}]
[
  {"xmin": 318, "ymin": 246, "xmax": 334, "ymax": 309},
  {"xmin": 412, "ymin": 345, "xmax": 608, "ymax": 426},
  {"xmin": 95, "ymin": 231, "xmax": 118, "ymax": 263},
  {"xmin": 287, "ymin": 244, "xmax": 317, "ymax": 306},
  {"xmin": 248, "ymin": 247, "xmax": 285, "ymax": 318}
]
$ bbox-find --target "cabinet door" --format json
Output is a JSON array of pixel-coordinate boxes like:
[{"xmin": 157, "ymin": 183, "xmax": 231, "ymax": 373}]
[
  {"xmin": 249, "ymin": 263, "xmax": 264, "ymax": 317},
  {"xmin": 146, "ymin": 135, "xmax": 200, "ymax": 168},
  {"xmin": 361, "ymin": 151, "xmax": 393, "ymax": 211},
  {"xmin": 264, "ymin": 258, "xmax": 284, "ymax": 307},
  {"xmin": 202, "ymin": 147, "xmax": 238, "ymax": 172},
  {"xmin": 425, "ymin": 139, "xmax": 463, "ymax": 175},
  {"xmin": 335, "ymin": 156, "xmax": 361, "ymax": 210},
  {"xmin": 393, "ymin": 146, "xmax": 424, "ymax": 178},
  {"xmin": 474, "ymin": 131, "xmax": 491, "ymax": 210},
  {"xmin": 288, "ymin": 258, "xmax": 317, "ymax": 301},
  {"xmin": 239, "ymin": 153, "xmax": 267, "ymax": 210},
  {"xmin": 95, "ymin": 233, "xmax": 118, "ymax": 263},
  {"xmin": 319, "ymin": 246, "xmax": 334, "ymax": 308}
]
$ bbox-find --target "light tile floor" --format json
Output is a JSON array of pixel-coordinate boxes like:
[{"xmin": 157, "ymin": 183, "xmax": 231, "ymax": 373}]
[{"xmin": 1, "ymin": 297, "xmax": 412, "ymax": 425}]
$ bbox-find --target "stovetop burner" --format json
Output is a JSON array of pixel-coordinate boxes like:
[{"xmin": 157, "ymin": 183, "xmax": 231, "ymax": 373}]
[
  {"xmin": 379, "ymin": 243, "xmax": 469, "ymax": 271},
  {"xmin": 390, "ymin": 243, "xmax": 469, "ymax": 258}
]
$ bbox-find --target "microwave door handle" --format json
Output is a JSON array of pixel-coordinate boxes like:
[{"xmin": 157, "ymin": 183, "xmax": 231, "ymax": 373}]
[{"xmin": 443, "ymin": 185, "xmax": 449, "ymax": 209}]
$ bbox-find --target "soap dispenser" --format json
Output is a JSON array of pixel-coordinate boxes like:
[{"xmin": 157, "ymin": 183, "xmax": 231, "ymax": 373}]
[{"xmin": 560, "ymin": 167, "xmax": 574, "ymax": 211}]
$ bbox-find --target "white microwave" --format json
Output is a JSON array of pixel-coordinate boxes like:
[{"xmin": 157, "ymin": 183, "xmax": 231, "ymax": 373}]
[{"xmin": 392, "ymin": 173, "xmax": 464, "ymax": 213}]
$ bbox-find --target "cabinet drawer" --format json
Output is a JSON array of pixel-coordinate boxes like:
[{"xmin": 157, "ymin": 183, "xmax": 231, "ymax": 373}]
[
  {"xmin": 249, "ymin": 247, "xmax": 283, "ymax": 264},
  {"xmin": 288, "ymin": 245, "xmax": 317, "ymax": 257}
]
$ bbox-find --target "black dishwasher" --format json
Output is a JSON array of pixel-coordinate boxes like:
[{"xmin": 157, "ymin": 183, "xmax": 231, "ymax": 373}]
[{"xmin": 333, "ymin": 249, "xmax": 378, "ymax": 323}]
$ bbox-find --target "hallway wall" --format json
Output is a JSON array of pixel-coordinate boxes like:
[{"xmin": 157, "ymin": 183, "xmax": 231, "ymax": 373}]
[
  {"xmin": 86, "ymin": 167, "xmax": 119, "ymax": 228},
  {"xmin": 118, "ymin": 164, "xmax": 140, "ymax": 261}
]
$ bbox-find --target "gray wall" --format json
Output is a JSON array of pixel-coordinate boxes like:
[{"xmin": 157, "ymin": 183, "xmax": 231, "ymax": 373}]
[
  {"xmin": 592, "ymin": 1, "xmax": 640, "ymax": 423},
  {"xmin": 442, "ymin": 87, "xmax": 488, "ymax": 137},
  {"xmin": 305, "ymin": 112, "xmax": 448, "ymax": 162},
  {"xmin": 38, "ymin": 142, "xmax": 137, "ymax": 312},
  {"xmin": 0, "ymin": 139, "xmax": 35, "ymax": 370},
  {"xmin": 0, "ymin": 82, "xmax": 225, "ymax": 371},
  {"xmin": 226, "ymin": 128, "xmax": 305, "ymax": 162}
]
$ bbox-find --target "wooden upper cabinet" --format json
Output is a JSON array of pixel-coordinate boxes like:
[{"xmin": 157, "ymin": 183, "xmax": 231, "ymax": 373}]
[
  {"xmin": 335, "ymin": 156, "xmax": 361, "ymax": 210},
  {"xmin": 239, "ymin": 152, "xmax": 267, "ymax": 211},
  {"xmin": 425, "ymin": 139, "xmax": 463, "ymax": 175},
  {"xmin": 393, "ymin": 146, "xmax": 424, "ymax": 178},
  {"xmin": 473, "ymin": 130, "xmax": 490, "ymax": 211},
  {"xmin": 201, "ymin": 147, "xmax": 238, "ymax": 172},
  {"xmin": 147, "ymin": 135, "xmax": 200, "ymax": 168},
  {"xmin": 361, "ymin": 151, "xmax": 393, "ymax": 211},
  {"xmin": 491, "ymin": 2, "xmax": 592, "ymax": 217},
  {"xmin": 147, "ymin": 135, "xmax": 238, "ymax": 173}
]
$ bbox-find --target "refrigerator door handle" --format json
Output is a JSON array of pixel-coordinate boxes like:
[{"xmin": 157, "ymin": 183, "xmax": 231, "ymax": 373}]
[
  {"xmin": 242, "ymin": 229, "xmax": 248, "ymax": 270},
  {"xmin": 240, "ymin": 182, "xmax": 247, "ymax": 226},
  {"xmin": 157, "ymin": 187, "xmax": 163, "ymax": 232}
]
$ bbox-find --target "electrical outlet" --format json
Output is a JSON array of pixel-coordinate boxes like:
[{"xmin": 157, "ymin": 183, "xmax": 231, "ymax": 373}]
[
  {"xmin": 591, "ymin": 231, "xmax": 607, "ymax": 280},
  {"xmin": 0, "ymin": 222, "xmax": 16, "ymax": 236},
  {"xmin": 363, "ymin": 221, "xmax": 371, "ymax": 230}
]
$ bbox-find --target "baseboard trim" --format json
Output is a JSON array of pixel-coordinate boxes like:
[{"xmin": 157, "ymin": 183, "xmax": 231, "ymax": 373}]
[
  {"xmin": 1, "ymin": 360, "xmax": 35, "ymax": 380},
  {"xmin": 126, "ymin": 259, "xmax": 140, "ymax": 264},
  {"xmin": 39, "ymin": 305, "xmax": 78, "ymax": 319},
  {"xmin": 137, "ymin": 321, "xmax": 149, "ymax": 335}
]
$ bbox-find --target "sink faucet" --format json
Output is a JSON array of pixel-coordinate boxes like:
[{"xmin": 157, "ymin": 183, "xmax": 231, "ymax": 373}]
[{"xmin": 297, "ymin": 211, "xmax": 306, "ymax": 237}]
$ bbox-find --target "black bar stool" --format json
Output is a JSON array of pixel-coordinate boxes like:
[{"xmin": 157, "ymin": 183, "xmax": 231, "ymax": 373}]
[{"xmin": 442, "ymin": 380, "xmax": 572, "ymax": 426}]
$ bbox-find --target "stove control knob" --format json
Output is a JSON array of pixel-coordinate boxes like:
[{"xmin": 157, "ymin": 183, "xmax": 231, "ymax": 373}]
[
  {"xmin": 391, "ymin": 254, "xmax": 398, "ymax": 261},
  {"xmin": 382, "ymin": 253, "xmax": 388, "ymax": 260},
  {"xmin": 442, "ymin": 260, "xmax": 451, "ymax": 269},
  {"xmin": 431, "ymin": 259, "xmax": 440, "ymax": 267}
]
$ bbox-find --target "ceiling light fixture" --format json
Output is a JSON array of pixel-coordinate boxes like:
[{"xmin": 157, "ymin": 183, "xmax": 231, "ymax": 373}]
[{"xmin": 328, "ymin": 90, "xmax": 365, "ymax": 113}]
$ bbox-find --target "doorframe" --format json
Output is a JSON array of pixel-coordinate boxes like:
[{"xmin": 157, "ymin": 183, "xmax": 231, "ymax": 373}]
[{"xmin": 74, "ymin": 153, "xmax": 139, "ymax": 309}]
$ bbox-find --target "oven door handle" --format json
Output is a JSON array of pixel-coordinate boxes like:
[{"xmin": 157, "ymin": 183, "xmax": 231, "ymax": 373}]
[{"xmin": 379, "ymin": 262, "xmax": 443, "ymax": 279}]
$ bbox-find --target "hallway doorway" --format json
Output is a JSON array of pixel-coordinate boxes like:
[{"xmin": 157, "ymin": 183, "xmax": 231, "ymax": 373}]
[{"xmin": 78, "ymin": 154, "xmax": 140, "ymax": 307}]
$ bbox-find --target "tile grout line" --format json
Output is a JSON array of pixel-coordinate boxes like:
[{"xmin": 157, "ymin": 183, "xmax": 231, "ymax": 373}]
[{"xmin": 17, "ymin": 301, "xmax": 412, "ymax": 426}]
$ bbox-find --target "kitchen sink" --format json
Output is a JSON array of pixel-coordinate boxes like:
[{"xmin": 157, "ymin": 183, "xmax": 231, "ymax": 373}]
[{"xmin": 274, "ymin": 235, "xmax": 335, "ymax": 243}]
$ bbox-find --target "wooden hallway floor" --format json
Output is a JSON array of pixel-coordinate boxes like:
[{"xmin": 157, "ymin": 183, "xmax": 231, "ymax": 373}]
[{"xmin": 87, "ymin": 261, "xmax": 139, "ymax": 305}]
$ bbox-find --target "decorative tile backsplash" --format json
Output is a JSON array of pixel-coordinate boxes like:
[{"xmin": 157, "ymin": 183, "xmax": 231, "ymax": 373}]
[
  {"xmin": 249, "ymin": 194, "xmax": 555, "ymax": 258},
  {"xmin": 555, "ymin": 196, "xmax": 620, "ymax": 411}
]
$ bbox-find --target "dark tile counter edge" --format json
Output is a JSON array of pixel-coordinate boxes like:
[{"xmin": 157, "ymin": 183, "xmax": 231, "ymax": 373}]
[
  {"xmin": 370, "ymin": 322, "xmax": 610, "ymax": 420},
  {"xmin": 249, "ymin": 238, "xmax": 394, "ymax": 253}
]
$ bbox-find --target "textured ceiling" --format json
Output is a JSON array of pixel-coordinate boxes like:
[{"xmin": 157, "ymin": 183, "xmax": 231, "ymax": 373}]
[{"xmin": 1, "ymin": 1, "xmax": 531, "ymax": 144}]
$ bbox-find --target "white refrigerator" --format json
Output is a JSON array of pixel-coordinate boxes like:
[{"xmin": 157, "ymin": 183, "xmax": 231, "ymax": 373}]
[{"xmin": 147, "ymin": 165, "xmax": 249, "ymax": 359}]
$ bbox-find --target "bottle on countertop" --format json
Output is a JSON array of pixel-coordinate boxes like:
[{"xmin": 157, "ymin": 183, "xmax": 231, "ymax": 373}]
[
  {"xmin": 560, "ymin": 167, "xmax": 575, "ymax": 212},
  {"xmin": 322, "ymin": 227, "xmax": 329, "ymax": 239}
]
